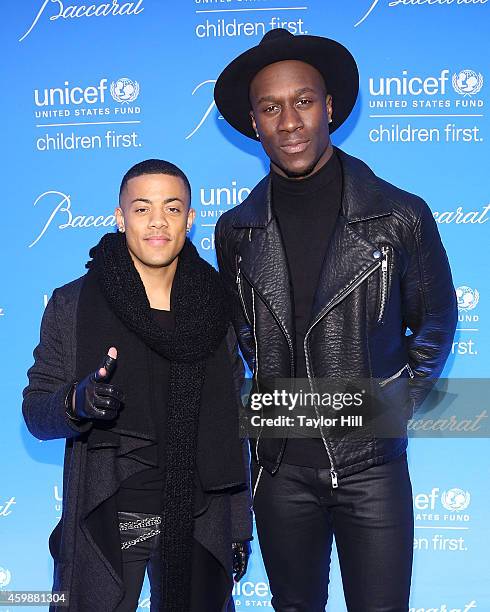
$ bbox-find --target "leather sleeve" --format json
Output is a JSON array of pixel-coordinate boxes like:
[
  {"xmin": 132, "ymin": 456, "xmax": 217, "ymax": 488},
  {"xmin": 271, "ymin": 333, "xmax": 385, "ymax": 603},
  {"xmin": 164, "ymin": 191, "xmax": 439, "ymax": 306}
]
[
  {"xmin": 400, "ymin": 198, "xmax": 458, "ymax": 409},
  {"xmin": 215, "ymin": 215, "xmax": 255, "ymax": 372}
]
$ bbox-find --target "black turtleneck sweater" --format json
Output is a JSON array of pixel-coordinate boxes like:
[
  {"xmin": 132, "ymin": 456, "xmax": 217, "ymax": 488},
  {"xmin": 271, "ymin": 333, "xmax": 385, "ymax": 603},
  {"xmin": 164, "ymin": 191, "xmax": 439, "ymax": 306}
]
[{"xmin": 271, "ymin": 151, "xmax": 342, "ymax": 467}]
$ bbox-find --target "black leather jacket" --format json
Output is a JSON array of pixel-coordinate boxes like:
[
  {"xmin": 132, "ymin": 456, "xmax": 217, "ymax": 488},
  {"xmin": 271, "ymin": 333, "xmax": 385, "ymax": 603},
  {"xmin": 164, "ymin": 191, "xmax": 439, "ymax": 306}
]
[{"xmin": 216, "ymin": 147, "xmax": 457, "ymax": 486}]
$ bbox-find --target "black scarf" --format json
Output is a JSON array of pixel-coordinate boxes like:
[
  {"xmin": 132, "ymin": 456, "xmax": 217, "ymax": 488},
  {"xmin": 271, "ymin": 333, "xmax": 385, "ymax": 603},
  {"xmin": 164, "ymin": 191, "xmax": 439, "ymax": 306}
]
[{"xmin": 81, "ymin": 232, "xmax": 234, "ymax": 610}]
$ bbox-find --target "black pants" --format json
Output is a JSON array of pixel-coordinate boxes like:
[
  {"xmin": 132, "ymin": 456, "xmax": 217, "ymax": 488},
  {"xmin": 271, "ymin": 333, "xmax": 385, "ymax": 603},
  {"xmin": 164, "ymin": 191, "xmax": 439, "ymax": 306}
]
[
  {"xmin": 253, "ymin": 452, "xmax": 414, "ymax": 612},
  {"xmin": 115, "ymin": 512, "xmax": 229, "ymax": 612}
]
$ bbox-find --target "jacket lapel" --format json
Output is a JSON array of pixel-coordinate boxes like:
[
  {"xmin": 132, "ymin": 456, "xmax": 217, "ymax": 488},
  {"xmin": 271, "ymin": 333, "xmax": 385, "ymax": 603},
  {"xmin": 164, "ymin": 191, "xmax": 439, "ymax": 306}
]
[
  {"xmin": 309, "ymin": 216, "xmax": 381, "ymax": 326},
  {"xmin": 236, "ymin": 178, "xmax": 294, "ymax": 345},
  {"xmin": 309, "ymin": 148, "xmax": 392, "ymax": 325}
]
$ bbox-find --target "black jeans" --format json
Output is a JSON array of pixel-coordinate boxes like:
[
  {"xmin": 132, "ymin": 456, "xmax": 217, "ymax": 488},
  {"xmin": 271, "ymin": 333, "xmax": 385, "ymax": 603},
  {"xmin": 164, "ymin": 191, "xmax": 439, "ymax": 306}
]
[
  {"xmin": 114, "ymin": 512, "xmax": 230, "ymax": 612},
  {"xmin": 253, "ymin": 452, "xmax": 414, "ymax": 612}
]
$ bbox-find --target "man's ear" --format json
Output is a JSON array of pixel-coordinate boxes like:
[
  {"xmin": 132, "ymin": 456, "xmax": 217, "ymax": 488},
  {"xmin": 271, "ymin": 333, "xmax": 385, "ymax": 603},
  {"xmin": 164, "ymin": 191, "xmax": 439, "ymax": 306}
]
[
  {"xmin": 326, "ymin": 94, "xmax": 333, "ymax": 124},
  {"xmin": 250, "ymin": 111, "xmax": 259, "ymax": 139},
  {"xmin": 115, "ymin": 207, "xmax": 125, "ymax": 232},
  {"xmin": 186, "ymin": 207, "xmax": 196, "ymax": 231}
]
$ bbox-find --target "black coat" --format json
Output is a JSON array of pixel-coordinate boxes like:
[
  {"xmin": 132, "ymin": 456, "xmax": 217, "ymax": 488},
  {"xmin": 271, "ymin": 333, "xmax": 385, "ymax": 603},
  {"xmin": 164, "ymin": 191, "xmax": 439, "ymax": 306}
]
[
  {"xmin": 22, "ymin": 276, "xmax": 252, "ymax": 611},
  {"xmin": 215, "ymin": 147, "xmax": 457, "ymax": 481}
]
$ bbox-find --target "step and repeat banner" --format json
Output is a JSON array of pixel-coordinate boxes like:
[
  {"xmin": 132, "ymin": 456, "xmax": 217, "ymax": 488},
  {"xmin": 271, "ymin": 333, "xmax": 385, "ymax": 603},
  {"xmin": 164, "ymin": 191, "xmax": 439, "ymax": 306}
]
[{"xmin": 2, "ymin": 1, "xmax": 489, "ymax": 610}]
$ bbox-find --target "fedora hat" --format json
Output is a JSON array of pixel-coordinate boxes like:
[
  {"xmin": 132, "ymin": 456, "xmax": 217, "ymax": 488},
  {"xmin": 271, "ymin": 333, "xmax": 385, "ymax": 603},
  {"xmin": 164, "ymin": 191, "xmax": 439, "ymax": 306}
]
[{"xmin": 214, "ymin": 28, "xmax": 359, "ymax": 139}]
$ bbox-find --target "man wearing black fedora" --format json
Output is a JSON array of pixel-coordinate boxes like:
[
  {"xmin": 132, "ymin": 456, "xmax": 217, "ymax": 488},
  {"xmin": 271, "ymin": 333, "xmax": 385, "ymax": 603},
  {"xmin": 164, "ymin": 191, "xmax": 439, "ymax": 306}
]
[{"xmin": 214, "ymin": 29, "xmax": 457, "ymax": 611}]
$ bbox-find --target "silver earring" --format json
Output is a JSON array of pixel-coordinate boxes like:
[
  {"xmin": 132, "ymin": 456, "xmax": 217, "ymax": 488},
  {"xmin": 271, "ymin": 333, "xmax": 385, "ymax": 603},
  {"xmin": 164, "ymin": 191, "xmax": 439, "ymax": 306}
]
[
  {"xmin": 186, "ymin": 228, "xmax": 190, "ymax": 234},
  {"xmin": 255, "ymin": 132, "xmax": 260, "ymax": 139},
  {"xmin": 328, "ymin": 118, "xmax": 333, "ymax": 124},
  {"xmin": 118, "ymin": 226, "xmax": 125, "ymax": 233}
]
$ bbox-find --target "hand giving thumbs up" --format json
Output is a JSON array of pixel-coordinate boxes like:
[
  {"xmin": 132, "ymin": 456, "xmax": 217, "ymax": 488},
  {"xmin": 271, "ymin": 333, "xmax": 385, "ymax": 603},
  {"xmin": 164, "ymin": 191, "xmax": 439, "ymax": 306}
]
[{"xmin": 66, "ymin": 347, "xmax": 124, "ymax": 422}]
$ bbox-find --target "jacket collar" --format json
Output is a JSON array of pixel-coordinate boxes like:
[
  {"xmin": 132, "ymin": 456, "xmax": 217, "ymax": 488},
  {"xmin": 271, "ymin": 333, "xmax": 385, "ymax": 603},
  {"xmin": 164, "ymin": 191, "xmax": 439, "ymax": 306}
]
[
  {"xmin": 234, "ymin": 147, "xmax": 393, "ymax": 348},
  {"xmin": 232, "ymin": 147, "xmax": 392, "ymax": 228}
]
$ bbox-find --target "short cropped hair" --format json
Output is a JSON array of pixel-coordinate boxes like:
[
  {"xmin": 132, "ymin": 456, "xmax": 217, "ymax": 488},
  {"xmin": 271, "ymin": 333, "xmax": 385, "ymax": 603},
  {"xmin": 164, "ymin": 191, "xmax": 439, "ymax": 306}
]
[{"xmin": 119, "ymin": 159, "xmax": 191, "ymax": 204}]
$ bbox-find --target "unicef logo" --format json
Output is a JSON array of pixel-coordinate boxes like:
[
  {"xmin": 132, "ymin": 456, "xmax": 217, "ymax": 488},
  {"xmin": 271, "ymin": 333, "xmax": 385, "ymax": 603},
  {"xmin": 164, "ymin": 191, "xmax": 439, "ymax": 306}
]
[
  {"xmin": 452, "ymin": 70, "xmax": 483, "ymax": 96},
  {"xmin": 110, "ymin": 78, "xmax": 140, "ymax": 103},
  {"xmin": 441, "ymin": 488, "xmax": 471, "ymax": 512},
  {"xmin": 456, "ymin": 286, "xmax": 479, "ymax": 311},
  {"xmin": 0, "ymin": 566, "xmax": 11, "ymax": 588}
]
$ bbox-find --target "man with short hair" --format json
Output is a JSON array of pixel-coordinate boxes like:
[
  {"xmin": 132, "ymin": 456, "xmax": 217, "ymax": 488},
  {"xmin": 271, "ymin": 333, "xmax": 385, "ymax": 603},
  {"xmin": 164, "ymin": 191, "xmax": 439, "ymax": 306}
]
[
  {"xmin": 214, "ymin": 30, "xmax": 457, "ymax": 611},
  {"xmin": 23, "ymin": 159, "xmax": 252, "ymax": 612}
]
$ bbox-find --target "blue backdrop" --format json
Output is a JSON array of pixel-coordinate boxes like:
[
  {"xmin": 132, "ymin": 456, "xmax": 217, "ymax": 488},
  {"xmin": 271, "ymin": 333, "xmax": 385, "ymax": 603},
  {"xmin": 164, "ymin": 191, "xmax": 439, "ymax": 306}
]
[{"xmin": 2, "ymin": 1, "xmax": 489, "ymax": 610}]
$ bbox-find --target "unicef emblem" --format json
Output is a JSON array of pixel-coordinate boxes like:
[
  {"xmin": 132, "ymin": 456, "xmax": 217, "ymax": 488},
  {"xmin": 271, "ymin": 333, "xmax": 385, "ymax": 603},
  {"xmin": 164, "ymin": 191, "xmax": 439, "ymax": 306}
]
[
  {"xmin": 0, "ymin": 566, "xmax": 11, "ymax": 588},
  {"xmin": 452, "ymin": 70, "xmax": 483, "ymax": 96},
  {"xmin": 441, "ymin": 488, "xmax": 471, "ymax": 512},
  {"xmin": 456, "ymin": 286, "xmax": 479, "ymax": 311},
  {"xmin": 110, "ymin": 78, "xmax": 140, "ymax": 103}
]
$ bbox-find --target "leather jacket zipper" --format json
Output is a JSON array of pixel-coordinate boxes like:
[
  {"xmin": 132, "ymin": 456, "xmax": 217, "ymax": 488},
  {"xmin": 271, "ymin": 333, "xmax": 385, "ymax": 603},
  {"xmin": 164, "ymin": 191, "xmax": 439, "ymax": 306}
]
[
  {"xmin": 379, "ymin": 363, "xmax": 415, "ymax": 387},
  {"xmin": 377, "ymin": 246, "xmax": 390, "ymax": 324},
  {"xmin": 239, "ymin": 265, "xmax": 295, "ymax": 473},
  {"xmin": 252, "ymin": 466, "xmax": 264, "ymax": 501},
  {"xmin": 304, "ymin": 259, "xmax": 383, "ymax": 489},
  {"xmin": 236, "ymin": 256, "xmax": 262, "ymax": 461},
  {"xmin": 238, "ymin": 267, "xmax": 295, "ymax": 379},
  {"xmin": 251, "ymin": 288, "xmax": 262, "ymax": 463},
  {"xmin": 236, "ymin": 256, "xmax": 252, "ymax": 326}
]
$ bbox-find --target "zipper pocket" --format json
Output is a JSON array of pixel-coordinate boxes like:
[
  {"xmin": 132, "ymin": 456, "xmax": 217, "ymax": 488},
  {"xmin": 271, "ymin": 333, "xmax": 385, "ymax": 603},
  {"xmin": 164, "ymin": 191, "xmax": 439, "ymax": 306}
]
[
  {"xmin": 236, "ymin": 256, "xmax": 252, "ymax": 326},
  {"xmin": 239, "ymin": 266, "xmax": 295, "ymax": 379},
  {"xmin": 377, "ymin": 245, "xmax": 390, "ymax": 324},
  {"xmin": 251, "ymin": 287, "xmax": 262, "ymax": 463},
  {"xmin": 379, "ymin": 363, "xmax": 414, "ymax": 387},
  {"xmin": 238, "ymin": 264, "xmax": 295, "ymax": 473},
  {"xmin": 235, "ymin": 256, "xmax": 262, "ymax": 462},
  {"xmin": 252, "ymin": 466, "xmax": 264, "ymax": 502}
]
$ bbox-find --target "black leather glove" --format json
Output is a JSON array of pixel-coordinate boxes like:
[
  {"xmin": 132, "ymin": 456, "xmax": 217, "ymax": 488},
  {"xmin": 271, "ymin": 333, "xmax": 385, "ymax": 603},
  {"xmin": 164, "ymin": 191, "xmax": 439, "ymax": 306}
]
[
  {"xmin": 66, "ymin": 350, "xmax": 124, "ymax": 422},
  {"xmin": 232, "ymin": 540, "xmax": 251, "ymax": 582}
]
